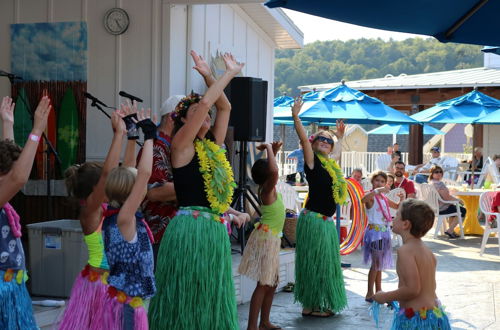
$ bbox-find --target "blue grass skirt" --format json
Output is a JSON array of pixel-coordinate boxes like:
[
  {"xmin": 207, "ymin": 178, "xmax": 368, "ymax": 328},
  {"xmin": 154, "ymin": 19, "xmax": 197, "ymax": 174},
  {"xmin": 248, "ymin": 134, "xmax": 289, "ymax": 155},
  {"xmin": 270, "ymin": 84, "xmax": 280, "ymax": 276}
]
[
  {"xmin": 148, "ymin": 206, "xmax": 238, "ymax": 330},
  {"xmin": 392, "ymin": 305, "xmax": 451, "ymax": 330},
  {"xmin": 0, "ymin": 269, "xmax": 37, "ymax": 329},
  {"xmin": 294, "ymin": 209, "xmax": 347, "ymax": 313}
]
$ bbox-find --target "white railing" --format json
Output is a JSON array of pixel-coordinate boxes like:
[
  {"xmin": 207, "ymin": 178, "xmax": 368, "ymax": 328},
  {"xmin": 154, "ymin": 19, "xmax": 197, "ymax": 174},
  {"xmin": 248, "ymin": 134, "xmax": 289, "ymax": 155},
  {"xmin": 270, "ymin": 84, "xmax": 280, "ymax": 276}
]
[{"xmin": 277, "ymin": 151, "xmax": 472, "ymax": 178}]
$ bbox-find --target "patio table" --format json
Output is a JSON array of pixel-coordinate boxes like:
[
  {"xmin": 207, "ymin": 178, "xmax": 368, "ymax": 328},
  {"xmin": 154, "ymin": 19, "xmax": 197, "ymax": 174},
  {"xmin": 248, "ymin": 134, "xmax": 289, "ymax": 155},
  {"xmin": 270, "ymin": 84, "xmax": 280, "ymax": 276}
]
[{"xmin": 451, "ymin": 189, "xmax": 498, "ymax": 235}]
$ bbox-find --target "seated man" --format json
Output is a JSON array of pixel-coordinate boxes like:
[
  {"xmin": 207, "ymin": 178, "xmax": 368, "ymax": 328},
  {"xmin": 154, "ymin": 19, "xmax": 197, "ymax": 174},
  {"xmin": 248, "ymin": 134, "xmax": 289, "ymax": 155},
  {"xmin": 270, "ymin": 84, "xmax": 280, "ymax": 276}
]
[
  {"xmin": 349, "ymin": 168, "xmax": 363, "ymax": 183},
  {"xmin": 393, "ymin": 161, "xmax": 416, "ymax": 198},
  {"xmin": 286, "ymin": 145, "xmax": 305, "ymax": 185},
  {"xmin": 376, "ymin": 146, "xmax": 393, "ymax": 171},
  {"xmin": 412, "ymin": 146, "xmax": 446, "ymax": 183}
]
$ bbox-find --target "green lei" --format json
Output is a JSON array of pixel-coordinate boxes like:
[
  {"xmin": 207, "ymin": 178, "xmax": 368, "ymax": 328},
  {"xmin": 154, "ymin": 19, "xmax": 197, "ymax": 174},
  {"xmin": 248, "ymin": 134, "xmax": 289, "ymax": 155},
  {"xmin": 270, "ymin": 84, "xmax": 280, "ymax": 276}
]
[{"xmin": 315, "ymin": 153, "xmax": 348, "ymax": 205}]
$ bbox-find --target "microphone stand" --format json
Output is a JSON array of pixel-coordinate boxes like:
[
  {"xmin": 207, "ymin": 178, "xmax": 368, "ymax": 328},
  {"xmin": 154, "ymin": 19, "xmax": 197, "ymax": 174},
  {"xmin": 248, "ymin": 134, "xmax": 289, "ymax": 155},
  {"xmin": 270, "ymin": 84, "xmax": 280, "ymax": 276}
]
[
  {"xmin": 7, "ymin": 76, "xmax": 62, "ymax": 220},
  {"xmin": 87, "ymin": 98, "xmax": 143, "ymax": 147}
]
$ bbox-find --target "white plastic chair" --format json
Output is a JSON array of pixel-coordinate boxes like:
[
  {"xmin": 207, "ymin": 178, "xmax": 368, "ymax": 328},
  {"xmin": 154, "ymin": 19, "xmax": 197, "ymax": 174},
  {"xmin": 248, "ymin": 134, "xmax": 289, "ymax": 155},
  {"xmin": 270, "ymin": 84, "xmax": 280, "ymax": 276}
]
[
  {"xmin": 441, "ymin": 156, "xmax": 459, "ymax": 180},
  {"xmin": 276, "ymin": 181, "xmax": 301, "ymax": 213},
  {"xmin": 419, "ymin": 183, "xmax": 464, "ymax": 239},
  {"xmin": 385, "ymin": 188, "xmax": 405, "ymax": 247},
  {"xmin": 478, "ymin": 192, "xmax": 500, "ymax": 256}
]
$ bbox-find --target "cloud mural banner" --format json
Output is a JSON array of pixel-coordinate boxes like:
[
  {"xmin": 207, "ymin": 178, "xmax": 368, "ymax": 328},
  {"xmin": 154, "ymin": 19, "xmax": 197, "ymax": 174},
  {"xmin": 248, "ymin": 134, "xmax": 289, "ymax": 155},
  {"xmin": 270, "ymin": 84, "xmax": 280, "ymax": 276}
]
[{"xmin": 10, "ymin": 22, "xmax": 88, "ymax": 178}]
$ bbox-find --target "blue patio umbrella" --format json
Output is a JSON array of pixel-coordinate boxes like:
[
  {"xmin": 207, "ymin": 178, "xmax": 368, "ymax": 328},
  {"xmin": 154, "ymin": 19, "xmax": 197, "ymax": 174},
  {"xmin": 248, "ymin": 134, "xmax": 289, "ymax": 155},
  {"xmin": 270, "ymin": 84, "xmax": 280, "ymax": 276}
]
[
  {"xmin": 474, "ymin": 108, "xmax": 500, "ymax": 124},
  {"xmin": 411, "ymin": 90, "xmax": 500, "ymax": 124},
  {"xmin": 482, "ymin": 46, "xmax": 500, "ymax": 55},
  {"xmin": 368, "ymin": 124, "xmax": 445, "ymax": 135},
  {"xmin": 274, "ymin": 84, "xmax": 417, "ymax": 125},
  {"xmin": 273, "ymin": 91, "xmax": 320, "ymax": 125},
  {"xmin": 274, "ymin": 95, "xmax": 294, "ymax": 107},
  {"xmin": 265, "ymin": 0, "xmax": 500, "ymax": 46}
]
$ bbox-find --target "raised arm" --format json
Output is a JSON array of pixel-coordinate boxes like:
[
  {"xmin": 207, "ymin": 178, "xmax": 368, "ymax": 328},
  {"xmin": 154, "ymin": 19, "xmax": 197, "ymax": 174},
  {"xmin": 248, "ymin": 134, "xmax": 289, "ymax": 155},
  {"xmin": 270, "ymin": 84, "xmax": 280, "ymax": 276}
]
[
  {"xmin": 172, "ymin": 53, "xmax": 243, "ymax": 152},
  {"xmin": 258, "ymin": 142, "xmax": 281, "ymax": 202},
  {"xmin": 118, "ymin": 109, "xmax": 155, "ymax": 241},
  {"xmin": 1, "ymin": 96, "xmax": 15, "ymax": 141},
  {"xmin": 292, "ymin": 96, "xmax": 314, "ymax": 169},
  {"xmin": 331, "ymin": 120, "xmax": 345, "ymax": 162},
  {"xmin": 84, "ymin": 111, "xmax": 126, "ymax": 216},
  {"xmin": 190, "ymin": 50, "xmax": 232, "ymax": 146},
  {"xmin": 120, "ymin": 101, "xmax": 140, "ymax": 168},
  {"xmin": 0, "ymin": 96, "xmax": 51, "ymax": 206}
]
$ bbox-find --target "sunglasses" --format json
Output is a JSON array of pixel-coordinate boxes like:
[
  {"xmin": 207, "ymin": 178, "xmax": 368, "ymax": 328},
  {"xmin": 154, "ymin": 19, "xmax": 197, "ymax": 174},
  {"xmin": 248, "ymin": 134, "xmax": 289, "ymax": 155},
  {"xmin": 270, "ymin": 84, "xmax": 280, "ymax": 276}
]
[
  {"xmin": 314, "ymin": 136, "xmax": 334, "ymax": 145},
  {"xmin": 433, "ymin": 170, "xmax": 443, "ymax": 174}
]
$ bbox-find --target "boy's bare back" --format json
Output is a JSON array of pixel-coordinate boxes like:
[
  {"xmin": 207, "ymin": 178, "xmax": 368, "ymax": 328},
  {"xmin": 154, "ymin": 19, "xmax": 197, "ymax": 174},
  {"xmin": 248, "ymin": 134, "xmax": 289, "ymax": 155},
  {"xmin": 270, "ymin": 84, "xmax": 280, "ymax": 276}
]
[{"xmin": 397, "ymin": 238, "xmax": 437, "ymax": 310}]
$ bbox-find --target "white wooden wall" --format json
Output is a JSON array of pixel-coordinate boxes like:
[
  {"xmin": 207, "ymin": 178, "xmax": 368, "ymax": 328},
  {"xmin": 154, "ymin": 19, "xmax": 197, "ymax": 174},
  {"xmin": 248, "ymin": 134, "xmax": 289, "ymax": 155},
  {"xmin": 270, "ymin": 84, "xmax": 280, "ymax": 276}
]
[{"xmin": 0, "ymin": 0, "xmax": 276, "ymax": 160}]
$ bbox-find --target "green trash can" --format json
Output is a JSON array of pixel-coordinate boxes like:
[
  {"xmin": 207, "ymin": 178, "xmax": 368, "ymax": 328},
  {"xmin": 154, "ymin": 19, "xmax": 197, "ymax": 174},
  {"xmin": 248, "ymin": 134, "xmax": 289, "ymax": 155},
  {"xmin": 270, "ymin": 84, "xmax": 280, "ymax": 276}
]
[{"xmin": 27, "ymin": 219, "xmax": 87, "ymax": 297}]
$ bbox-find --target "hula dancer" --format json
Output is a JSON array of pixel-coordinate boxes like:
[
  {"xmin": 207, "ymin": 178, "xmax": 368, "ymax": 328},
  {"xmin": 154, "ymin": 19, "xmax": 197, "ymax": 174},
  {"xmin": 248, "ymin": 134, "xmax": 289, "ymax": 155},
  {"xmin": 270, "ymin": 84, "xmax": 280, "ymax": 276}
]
[
  {"xmin": 149, "ymin": 52, "xmax": 244, "ymax": 329},
  {"xmin": 59, "ymin": 103, "xmax": 137, "ymax": 329},
  {"xmin": 291, "ymin": 96, "xmax": 348, "ymax": 317},
  {"xmin": 373, "ymin": 199, "xmax": 451, "ymax": 329},
  {"xmin": 101, "ymin": 108, "xmax": 157, "ymax": 329},
  {"xmin": 0, "ymin": 95, "xmax": 51, "ymax": 329},
  {"xmin": 361, "ymin": 171, "xmax": 403, "ymax": 303},
  {"xmin": 238, "ymin": 142, "xmax": 285, "ymax": 330}
]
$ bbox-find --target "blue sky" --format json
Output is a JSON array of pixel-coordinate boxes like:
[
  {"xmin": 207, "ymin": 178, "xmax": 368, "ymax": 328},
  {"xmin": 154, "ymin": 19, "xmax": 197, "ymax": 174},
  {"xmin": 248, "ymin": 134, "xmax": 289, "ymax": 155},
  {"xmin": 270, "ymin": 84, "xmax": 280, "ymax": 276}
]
[{"xmin": 11, "ymin": 22, "xmax": 87, "ymax": 81}]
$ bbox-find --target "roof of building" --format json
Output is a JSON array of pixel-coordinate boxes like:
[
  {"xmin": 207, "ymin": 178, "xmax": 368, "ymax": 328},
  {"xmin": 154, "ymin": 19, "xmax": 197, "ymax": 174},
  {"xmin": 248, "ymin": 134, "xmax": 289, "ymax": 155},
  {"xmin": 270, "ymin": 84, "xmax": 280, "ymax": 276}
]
[
  {"xmin": 300, "ymin": 66, "xmax": 500, "ymax": 92},
  {"xmin": 239, "ymin": 3, "xmax": 304, "ymax": 49}
]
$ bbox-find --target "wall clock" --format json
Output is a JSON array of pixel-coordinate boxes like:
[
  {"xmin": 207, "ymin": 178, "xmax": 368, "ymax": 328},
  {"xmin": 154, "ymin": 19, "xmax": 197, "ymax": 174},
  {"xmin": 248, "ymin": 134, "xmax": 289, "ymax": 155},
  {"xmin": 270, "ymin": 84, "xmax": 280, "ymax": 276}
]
[{"xmin": 104, "ymin": 8, "xmax": 129, "ymax": 35}]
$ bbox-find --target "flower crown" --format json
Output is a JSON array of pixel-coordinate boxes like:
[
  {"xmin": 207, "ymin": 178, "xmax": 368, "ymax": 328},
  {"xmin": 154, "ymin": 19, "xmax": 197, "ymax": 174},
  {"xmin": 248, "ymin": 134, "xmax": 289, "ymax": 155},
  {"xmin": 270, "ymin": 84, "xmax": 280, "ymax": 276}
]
[{"xmin": 172, "ymin": 92, "xmax": 202, "ymax": 118}]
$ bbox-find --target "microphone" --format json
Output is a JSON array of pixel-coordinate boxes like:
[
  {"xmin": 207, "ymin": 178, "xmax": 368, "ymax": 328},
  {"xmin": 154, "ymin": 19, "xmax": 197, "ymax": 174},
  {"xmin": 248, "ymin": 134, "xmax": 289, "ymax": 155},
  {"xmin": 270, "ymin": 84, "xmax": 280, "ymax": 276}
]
[
  {"xmin": 0, "ymin": 70, "xmax": 23, "ymax": 80},
  {"xmin": 119, "ymin": 91, "xmax": 143, "ymax": 103},
  {"xmin": 83, "ymin": 92, "xmax": 109, "ymax": 108}
]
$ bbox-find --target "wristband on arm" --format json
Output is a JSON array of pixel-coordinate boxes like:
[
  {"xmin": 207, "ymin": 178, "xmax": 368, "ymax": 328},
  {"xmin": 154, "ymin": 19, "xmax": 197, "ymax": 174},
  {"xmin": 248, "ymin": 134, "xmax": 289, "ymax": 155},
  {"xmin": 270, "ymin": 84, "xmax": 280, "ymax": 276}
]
[
  {"xmin": 123, "ymin": 114, "xmax": 139, "ymax": 140},
  {"xmin": 136, "ymin": 119, "xmax": 157, "ymax": 141}
]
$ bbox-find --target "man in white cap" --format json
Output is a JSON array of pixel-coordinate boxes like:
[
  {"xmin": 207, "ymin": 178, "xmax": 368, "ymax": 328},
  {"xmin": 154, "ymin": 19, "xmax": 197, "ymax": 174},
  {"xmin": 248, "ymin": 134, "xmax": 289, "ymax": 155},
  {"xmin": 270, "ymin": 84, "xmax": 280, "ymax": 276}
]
[{"xmin": 138, "ymin": 95, "xmax": 184, "ymax": 265}]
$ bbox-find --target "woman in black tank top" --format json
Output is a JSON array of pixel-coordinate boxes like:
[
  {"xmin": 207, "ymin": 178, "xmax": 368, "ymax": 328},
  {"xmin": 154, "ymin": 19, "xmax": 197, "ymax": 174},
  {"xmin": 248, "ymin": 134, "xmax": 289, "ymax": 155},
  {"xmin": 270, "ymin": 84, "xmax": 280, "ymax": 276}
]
[
  {"xmin": 291, "ymin": 96, "xmax": 348, "ymax": 317},
  {"xmin": 149, "ymin": 51, "xmax": 245, "ymax": 330}
]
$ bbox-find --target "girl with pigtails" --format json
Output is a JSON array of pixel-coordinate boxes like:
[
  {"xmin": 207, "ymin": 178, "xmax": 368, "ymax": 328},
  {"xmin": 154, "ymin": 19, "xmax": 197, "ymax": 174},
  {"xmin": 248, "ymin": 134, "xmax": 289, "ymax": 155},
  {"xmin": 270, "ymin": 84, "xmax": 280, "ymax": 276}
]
[{"xmin": 58, "ymin": 101, "xmax": 139, "ymax": 329}]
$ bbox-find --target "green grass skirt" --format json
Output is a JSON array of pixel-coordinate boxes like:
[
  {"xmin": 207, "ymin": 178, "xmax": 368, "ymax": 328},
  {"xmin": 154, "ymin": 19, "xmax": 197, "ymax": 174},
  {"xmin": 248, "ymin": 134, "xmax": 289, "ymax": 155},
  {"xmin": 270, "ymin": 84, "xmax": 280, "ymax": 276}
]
[
  {"xmin": 294, "ymin": 209, "xmax": 348, "ymax": 312},
  {"xmin": 148, "ymin": 207, "xmax": 238, "ymax": 330}
]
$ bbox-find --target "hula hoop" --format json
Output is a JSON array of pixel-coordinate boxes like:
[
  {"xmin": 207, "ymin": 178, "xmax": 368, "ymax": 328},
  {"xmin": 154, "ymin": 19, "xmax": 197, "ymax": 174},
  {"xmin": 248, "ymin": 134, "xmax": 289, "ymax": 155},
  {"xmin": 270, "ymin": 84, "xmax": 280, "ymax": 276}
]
[{"xmin": 339, "ymin": 178, "xmax": 367, "ymax": 255}]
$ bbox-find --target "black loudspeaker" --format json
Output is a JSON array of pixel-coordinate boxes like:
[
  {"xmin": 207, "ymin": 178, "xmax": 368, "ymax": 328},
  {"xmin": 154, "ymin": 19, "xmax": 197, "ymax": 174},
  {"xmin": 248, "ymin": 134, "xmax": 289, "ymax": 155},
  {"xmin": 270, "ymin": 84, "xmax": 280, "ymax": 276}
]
[{"xmin": 225, "ymin": 77, "xmax": 268, "ymax": 141}]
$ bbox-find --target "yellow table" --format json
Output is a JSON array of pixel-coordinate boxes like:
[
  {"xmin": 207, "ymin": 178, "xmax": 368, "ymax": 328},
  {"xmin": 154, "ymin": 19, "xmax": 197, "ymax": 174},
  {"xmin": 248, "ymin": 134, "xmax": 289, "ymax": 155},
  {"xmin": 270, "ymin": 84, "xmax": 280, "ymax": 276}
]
[{"xmin": 451, "ymin": 189, "xmax": 496, "ymax": 235}]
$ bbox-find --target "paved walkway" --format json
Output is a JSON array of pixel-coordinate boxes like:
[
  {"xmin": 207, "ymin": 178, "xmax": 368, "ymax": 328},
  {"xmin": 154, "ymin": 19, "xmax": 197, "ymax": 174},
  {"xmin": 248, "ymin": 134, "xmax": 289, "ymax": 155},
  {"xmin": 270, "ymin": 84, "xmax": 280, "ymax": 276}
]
[{"xmin": 237, "ymin": 234, "xmax": 500, "ymax": 329}]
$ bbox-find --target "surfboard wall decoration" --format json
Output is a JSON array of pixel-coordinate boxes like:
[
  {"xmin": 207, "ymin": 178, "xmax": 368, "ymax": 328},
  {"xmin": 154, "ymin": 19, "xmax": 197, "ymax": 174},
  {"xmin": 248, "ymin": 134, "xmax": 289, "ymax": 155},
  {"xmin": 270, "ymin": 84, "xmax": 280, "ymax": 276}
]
[
  {"xmin": 13, "ymin": 88, "xmax": 32, "ymax": 148},
  {"xmin": 57, "ymin": 88, "xmax": 79, "ymax": 173},
  {"xmin": 10, "ymin": 21, "xmax": 87, "ymax": 179}
]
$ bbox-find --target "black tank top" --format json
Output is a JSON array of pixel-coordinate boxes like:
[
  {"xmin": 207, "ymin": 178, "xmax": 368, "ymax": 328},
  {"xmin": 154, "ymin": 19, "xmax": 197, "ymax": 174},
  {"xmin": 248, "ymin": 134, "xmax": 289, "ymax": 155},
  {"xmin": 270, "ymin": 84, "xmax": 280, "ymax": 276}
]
[
  {"xmin": 172, "ymin": 153, "xmax": 210, "ymax": 208},
  {"xmin": 304, "ymin": 154, "xmax": 337, "ymax": 217}
]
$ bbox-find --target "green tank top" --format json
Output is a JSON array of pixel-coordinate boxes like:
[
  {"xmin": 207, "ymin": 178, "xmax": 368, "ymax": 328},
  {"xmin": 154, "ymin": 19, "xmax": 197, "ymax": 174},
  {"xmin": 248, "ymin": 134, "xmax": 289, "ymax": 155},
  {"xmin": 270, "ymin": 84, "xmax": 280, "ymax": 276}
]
[{"xmin": 258, "ymin": 192, "xmax": 286, "ymax": 237}]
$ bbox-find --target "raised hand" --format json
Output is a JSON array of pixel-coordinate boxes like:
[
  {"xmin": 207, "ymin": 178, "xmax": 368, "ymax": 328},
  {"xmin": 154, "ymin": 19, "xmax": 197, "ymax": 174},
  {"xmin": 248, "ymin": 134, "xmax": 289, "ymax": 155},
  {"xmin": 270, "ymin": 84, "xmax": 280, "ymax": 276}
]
[
  {"xmin": 33, "ymin": 96, "xmax": 51, "ymax": 135},
  {"xmin": 118, "ymin": 100, "xmax": 139, "ymax": 140},
  {"xmin": 334, "ymin": 119, "xmax": 346, "ymax": 139},
  {"xmin": 271, "ymin": 141, "xmax": 283, "ymax": 155},
  {"xmin": 222, "ymin": 52, "xmax": 244, "ymax": 76},
  {"xmin": 111, "ymin": 110, "xmax": 126, "ymax": 135},
  {"xmin": 191, "ymin": 50, "xmax": 212, "ymax": 78},
  {"xmin": 292, "ymin": 96, "xmax": 303, "ymax": 117},
  {"xmin": 135, "ymin": 108, "xmax": 157, "ymax": 141},
  {"xmin": 0, "ymin": 96, "xmax": 15, "ymax": 124},
  {"xmin": 256, "ymin": 144, "xmax": 268, "ymax": 152}
]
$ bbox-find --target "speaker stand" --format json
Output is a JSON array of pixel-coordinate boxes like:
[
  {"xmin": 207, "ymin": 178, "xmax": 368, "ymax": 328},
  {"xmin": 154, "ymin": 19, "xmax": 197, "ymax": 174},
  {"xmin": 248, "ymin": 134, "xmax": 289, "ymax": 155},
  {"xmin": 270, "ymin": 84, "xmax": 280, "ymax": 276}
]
[{"xmin": 231, "ymin": 141, "xmax": 261, "ymax": 254}]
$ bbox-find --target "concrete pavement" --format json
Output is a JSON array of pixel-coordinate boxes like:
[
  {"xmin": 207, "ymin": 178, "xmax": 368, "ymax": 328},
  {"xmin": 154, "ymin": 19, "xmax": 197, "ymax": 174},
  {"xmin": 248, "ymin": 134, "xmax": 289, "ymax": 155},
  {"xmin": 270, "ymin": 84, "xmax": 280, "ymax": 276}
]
[{"xmin": 237, "ymin": 234, "xmax": 500, "ymax": 329}]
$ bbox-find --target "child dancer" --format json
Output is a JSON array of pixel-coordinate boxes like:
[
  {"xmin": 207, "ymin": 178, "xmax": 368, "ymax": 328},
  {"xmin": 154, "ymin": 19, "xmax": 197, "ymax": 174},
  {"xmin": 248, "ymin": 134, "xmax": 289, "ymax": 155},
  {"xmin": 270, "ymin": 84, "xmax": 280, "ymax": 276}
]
[
  {"xmin": 373, "ymin": 199, "xmax": 451, "ymax": 329},
  {"xmin": 238, "ymin": 141, "xmax": 285, "ymax": 330},
  {"xmin": 101, "ymin": 108, "xmax": 156, "ymax": 329},
  {"xmin": 59, "ymin": 103, "xmax": 137, "ymax": 329},
  {"xmin": 0, "ymin": 95, "xmax": 51, "ymax": 329},
  {"xmin": 149, "ymin": 52, "xmax": 244, "ymax": 329},
  {"xmin": 361, "ymin": 171, "xmax": 402, "ymax": 302}
]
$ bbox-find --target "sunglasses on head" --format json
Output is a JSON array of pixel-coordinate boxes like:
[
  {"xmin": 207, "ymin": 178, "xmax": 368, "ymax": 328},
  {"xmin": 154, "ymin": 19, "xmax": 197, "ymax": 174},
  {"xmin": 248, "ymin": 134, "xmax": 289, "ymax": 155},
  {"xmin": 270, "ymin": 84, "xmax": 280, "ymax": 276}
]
[{"xmin": 314, "ymin": 136, "xmax": 334, "ymax": 145}]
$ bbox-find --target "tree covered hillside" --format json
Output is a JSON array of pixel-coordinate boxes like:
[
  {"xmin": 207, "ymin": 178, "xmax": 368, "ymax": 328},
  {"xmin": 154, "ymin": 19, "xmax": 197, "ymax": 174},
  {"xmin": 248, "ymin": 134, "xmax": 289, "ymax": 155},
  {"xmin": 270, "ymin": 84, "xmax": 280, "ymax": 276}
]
[{"xmin": 275, "ymin": 38, "xmax": 483, "ymax": 96}]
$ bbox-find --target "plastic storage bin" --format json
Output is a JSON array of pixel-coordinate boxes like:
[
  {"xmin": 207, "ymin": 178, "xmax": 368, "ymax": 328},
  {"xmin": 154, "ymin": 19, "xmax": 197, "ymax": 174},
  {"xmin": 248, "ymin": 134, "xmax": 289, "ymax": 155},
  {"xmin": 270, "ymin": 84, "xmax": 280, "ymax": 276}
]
[{"xmin": 27, "ymin": 219, "xmax": 87, "ymax": 297}]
